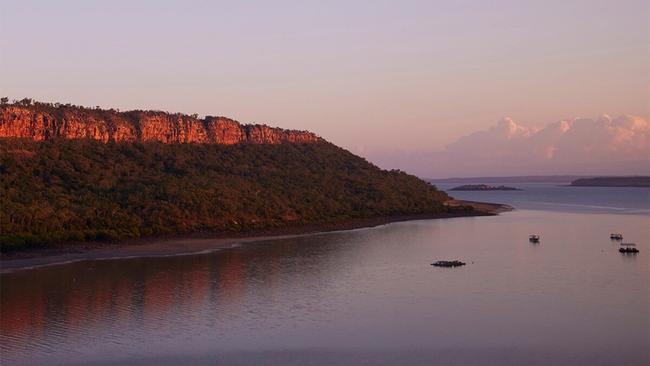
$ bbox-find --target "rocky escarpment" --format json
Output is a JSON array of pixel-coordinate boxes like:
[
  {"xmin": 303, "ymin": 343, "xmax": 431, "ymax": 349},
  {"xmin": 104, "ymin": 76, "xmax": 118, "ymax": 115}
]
[{"xmin": 0, "ymin": 103, "xmax": 321, "ymax": 144}]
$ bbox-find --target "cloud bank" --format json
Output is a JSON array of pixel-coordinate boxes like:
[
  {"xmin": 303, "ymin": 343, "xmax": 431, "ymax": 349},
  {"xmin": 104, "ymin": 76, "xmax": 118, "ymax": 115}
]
[{"xmin": 364, "ymin": 115, "xmax": 650, "ymax": 178}]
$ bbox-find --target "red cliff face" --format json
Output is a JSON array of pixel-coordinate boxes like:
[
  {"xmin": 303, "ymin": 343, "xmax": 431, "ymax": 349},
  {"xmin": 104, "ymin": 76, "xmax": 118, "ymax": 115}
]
[{"xmin": 0, "ymin": 104, "xmax": 322, "ymax": 145}]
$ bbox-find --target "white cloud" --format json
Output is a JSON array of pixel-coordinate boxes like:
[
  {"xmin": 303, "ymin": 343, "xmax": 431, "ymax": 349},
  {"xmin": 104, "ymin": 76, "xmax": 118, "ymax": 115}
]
[{"xmin": 363, "ymin": 115, "xmax": 650, "ymax": 178}]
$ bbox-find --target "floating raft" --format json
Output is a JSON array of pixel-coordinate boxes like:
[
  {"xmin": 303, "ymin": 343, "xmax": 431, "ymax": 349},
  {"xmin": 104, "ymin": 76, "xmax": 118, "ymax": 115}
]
[
  {"xmin": 619, "ymin": 243, "xmax": 639, "ymax": 254},
  {"xmin": 431, "ymin": 260, "xmax": 466, "ymax": 268}
]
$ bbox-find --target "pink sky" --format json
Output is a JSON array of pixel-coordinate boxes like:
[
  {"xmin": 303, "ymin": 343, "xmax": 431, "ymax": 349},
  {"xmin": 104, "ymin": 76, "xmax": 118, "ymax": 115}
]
[
  {"xmin": 363, "ymin": 115, "xmax": 650, "ymax": 178},
  {"xmin": 1, "ymin": 1, "xmax": 648, "ymax": 177}
]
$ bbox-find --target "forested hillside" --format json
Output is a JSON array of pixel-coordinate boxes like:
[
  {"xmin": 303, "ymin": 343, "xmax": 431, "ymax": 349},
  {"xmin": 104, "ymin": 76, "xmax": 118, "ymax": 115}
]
[{"xmin": 0, "ymin": 139, "xmax": 452, "ymax": 250}]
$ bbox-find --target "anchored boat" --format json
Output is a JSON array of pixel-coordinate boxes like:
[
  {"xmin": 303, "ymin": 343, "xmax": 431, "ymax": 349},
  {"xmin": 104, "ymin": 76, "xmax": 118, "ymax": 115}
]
[
  {"xmin": 610, "ymin": 233, "xmax": 623, "ymax": 240},
  {"xmin": 431, "ymin": 260, "xmax": 466, "ymax": 268},
  {"xmin": 529, "ymin": 234, "xmax": 540, "ymax": 243},
  {"xmin": 619, "ymin": 243, "xmax": 639, "ymax": 254}
]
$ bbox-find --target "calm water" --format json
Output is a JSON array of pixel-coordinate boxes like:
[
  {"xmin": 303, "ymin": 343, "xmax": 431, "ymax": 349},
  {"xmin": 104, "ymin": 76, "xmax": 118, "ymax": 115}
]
[
  {"xmin": 437, "ymin": 182, "xmax": 650, "ymax": 215},
  {"xmin": 1, "ymin": 184, "xmax": 649, "ymax": 365}
]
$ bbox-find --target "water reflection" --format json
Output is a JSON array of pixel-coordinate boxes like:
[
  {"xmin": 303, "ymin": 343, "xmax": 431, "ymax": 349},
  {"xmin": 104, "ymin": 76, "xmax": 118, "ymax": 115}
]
[
  {"xmin": 1, "ymin": 233, "xmax": 356, "ymax": 362},
  {"xmin": 2, "ymin": 254, "xmax": 209, "ymax": 356},
  {"xmin": 1, "ymin": 211, "xmax": 648, "ymax": 366}
]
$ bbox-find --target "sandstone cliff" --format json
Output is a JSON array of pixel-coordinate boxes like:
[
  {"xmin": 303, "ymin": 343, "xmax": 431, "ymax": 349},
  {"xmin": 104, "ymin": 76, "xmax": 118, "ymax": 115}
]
[{"xmin": 0, "ymin": 103, "xmax": 321, "ymax": 144}]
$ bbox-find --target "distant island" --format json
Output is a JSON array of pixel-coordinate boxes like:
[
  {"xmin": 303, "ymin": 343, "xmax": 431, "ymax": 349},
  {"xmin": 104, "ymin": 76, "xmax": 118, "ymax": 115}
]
[
  {"xmin": 450, "ymin": 184, "xmax": 521, "ymax": 191},
  {"xmin": 570, "ymin": 176, "xmax": 650, "ymax": 187}
]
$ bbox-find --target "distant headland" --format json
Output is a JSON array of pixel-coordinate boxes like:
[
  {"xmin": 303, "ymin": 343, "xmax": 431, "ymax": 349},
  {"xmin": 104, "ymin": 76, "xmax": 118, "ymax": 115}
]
[
  {"xmin": 570, "ymin": 176, "xmax": 650, "ymax": 187},
  {"xmin": 428, "ymin": 176, "xmax": 587, "ymax": 184}
]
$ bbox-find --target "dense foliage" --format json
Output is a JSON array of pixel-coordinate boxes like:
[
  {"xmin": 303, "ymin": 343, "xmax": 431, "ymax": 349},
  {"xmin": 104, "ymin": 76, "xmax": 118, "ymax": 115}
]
[{"xmin": 0, "ymin": 139, "xmax": 450, "ymax": 250}]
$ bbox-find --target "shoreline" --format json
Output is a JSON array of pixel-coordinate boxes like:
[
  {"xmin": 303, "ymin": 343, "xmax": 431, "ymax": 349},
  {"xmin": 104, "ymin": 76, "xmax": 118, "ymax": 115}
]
[
  {"xmin": 0, "ymin": 200, "xmax": 511, "ymax": 273},
  {"xmin": 445, "ymin": 199, "xmax": 513, "ymax": 213}
]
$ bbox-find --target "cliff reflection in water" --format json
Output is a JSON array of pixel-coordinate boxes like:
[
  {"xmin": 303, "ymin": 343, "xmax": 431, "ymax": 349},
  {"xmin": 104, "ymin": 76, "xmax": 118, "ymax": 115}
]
[{"xmin": 1, "ymin": 240, "xmax": 305, "ymax": 354}]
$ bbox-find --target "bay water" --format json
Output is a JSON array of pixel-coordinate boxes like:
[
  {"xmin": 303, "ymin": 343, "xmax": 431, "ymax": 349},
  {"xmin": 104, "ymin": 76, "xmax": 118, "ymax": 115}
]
[{"xmin": 1, "ymin": 183, "xmax": 648, "ymax": 365}]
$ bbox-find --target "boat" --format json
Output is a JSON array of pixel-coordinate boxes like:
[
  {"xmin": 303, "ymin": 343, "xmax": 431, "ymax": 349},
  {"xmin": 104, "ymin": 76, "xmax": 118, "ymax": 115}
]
[
  {"xmin": 619, "ymin": 243, "xmax": 639, "ymax": 254},
  {"xmin": 529, "ymin": 234, "xmax": 540, "ymax": 243},
  {"xmin": 431, "ymin": 260, "xmax": 466, "ymax": 268},
  {"xmin": 610, "ymin": 233, "xmax": 623, "ymax": 240}
]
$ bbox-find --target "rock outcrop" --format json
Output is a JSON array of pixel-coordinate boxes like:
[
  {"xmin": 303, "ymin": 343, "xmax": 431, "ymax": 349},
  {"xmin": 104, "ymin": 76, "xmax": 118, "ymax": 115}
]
[{"xmin": 0, "ymin": 103, "xmax": 322, "ymax": 144}]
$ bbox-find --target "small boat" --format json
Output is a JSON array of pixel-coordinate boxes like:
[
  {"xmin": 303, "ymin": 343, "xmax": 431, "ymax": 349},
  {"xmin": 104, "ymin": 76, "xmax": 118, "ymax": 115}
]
[
  {"xmin": 529, "ymin": 234, "xmax": 540, "ymax": 243},
  {"xmin": 610, "ymin": 233, "xmax": 623, "ymax": 240},
  {"xmin": 619, "ymin": 243, "xmax": 639, "ymax": 254},
  {"xmin": 431, "ymin": 260, "xmax": 466, "ymax": 268}
]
